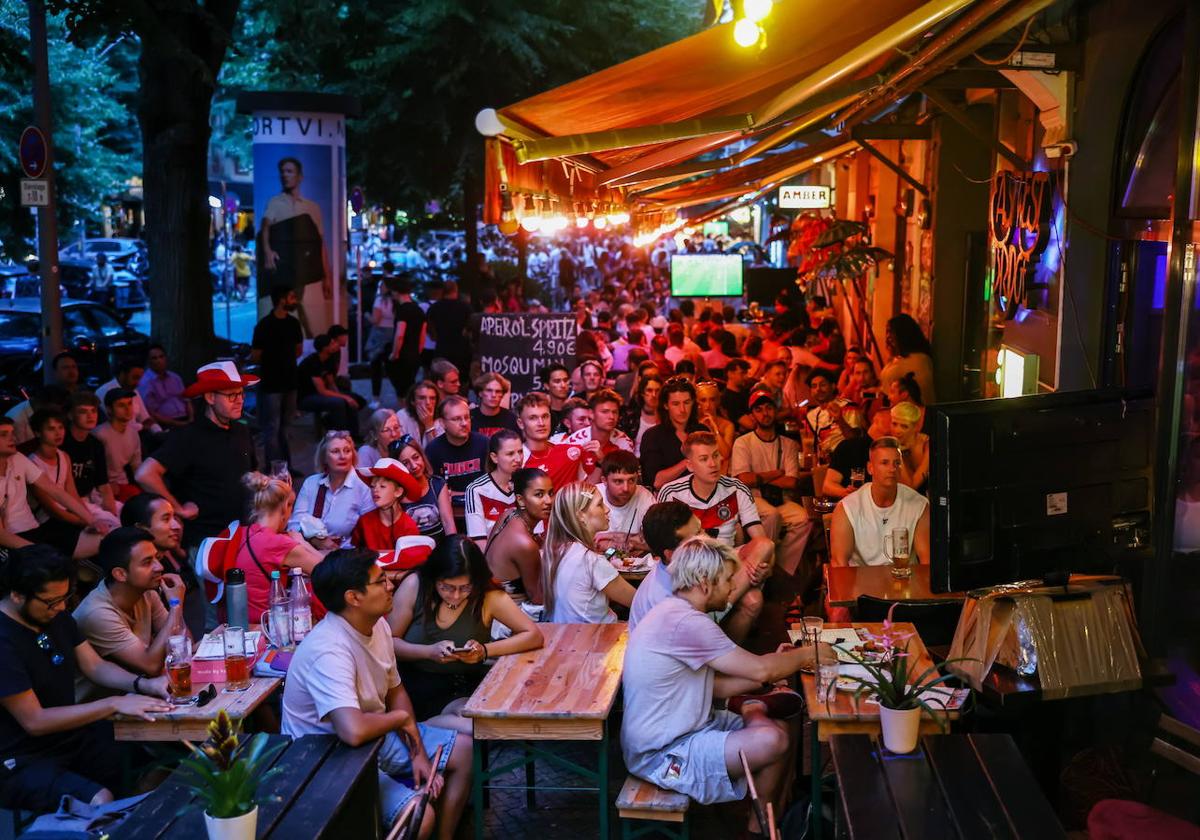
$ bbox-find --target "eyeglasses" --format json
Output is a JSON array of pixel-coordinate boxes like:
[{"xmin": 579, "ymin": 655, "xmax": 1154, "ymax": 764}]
[
  {"xmin": 436, "ymin": 581, "xmax": 474, "ymax": 597},
  {"xmin": 215, "ymin": 391, "xmax": 245, "ymax": 401},
  {"xmin": 363, "ymin": 575, "xmax": 392, "ymax": 590},
  {"xmin": 32, "ymin": 589, "xmax": 74, "ymax": 610},
  {"xmin": 35, "ymin": 633, "xmax": 65, "ymax": 666}
]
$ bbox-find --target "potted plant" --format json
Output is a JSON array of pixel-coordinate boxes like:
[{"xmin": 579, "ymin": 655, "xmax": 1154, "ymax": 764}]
[
  {"xmin": 836, "ymin": 605, "xmax": 972, "ymax": 754},
  {"xmin": 178, "ymin": 709, "xmax": 286, "ymax": 840}
]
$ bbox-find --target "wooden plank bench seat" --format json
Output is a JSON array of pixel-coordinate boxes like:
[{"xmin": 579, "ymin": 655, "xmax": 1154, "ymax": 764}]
[{"xmin": 617, "ymin": 775, "xmax": 690, "ymax": 839}]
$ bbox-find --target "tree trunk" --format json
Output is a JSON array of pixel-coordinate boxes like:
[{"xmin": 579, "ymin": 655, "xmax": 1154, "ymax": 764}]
[
  {"xmin": 462, "ymin": 168, "xmax": 480, "ymax": 295},
  {"xmin": 136, "ymin": 1, "xmax": 239, "ymax": 379}
]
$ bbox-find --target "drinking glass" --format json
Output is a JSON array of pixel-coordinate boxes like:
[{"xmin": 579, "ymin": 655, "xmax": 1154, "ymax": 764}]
[
  {"xmin": 817, "ymin": 653, "xmax": 840, "ymax": 703},
  {"xmin": 850, "ymin": 467, "xmax": 866, "ymax": 489},
  {"xmin": 223, "ymin": 625, "xmax": 251, "ymax": 692},
  {"xmin": 801, "ymin": 615, "xmax": 824, "ymax": 648},
  {"xmin": 885, "ymin": 527, "xmax": 912, "ymax": 580},
  {"xmin": 166, "ymin": 634, "xmax": 195, "ymax": 705}
]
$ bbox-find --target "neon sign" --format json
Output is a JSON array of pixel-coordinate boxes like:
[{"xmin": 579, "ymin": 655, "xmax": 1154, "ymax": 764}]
[{"xmin": 988, "ymin": 170, "xmax": 1054, "ymax": 318}]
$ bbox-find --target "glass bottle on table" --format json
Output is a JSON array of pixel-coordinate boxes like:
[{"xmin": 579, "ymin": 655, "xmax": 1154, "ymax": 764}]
[
  {"xmin": 268, "ymin": 570, "xmax": 293, "ymax": 650},
  {"xmin": 289, "ymin": 568, "xmax": 312, "ymax": 644}
]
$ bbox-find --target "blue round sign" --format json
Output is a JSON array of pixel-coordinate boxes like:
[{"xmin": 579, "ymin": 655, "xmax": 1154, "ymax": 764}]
[{"xmin": 19, "ymin": 127, "xmax": 48, "ymax": 179}]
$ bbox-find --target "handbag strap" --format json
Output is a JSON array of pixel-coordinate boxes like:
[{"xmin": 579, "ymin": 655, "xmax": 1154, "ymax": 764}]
[
  {"xmin": 313, "ymin": 483, "xmax": 328, "ymax": 520},
  {"xmin": 243, "ymin": 528, "xmax": 270, "ymax": 581}
]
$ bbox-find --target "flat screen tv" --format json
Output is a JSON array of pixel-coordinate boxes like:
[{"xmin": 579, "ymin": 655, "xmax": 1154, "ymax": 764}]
[
  {"xmin": 929, "ymin": 389, "xmax": 1154, "ymax": 593},
  {"xmin": 670, "ymin": 254, "xmax": 744, "ymax": 298}
]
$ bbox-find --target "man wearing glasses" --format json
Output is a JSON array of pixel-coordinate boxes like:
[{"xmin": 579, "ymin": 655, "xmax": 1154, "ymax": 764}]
[
  {"xmin": 0, "ymin": 544, "xmax": 172, "ymax": 813},
  {"xmin": 136, "ymin": 361, "xmax": 259, "ymax": 551}
]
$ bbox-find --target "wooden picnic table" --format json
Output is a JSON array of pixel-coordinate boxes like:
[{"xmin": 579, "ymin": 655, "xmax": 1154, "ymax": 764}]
[
  {"xmin": 462, "ymin": 622, "xmax": 628, "ymax": 840},
  {"xmin": 112, "ymin": 676, "xmax": 281, "ymax": 741},
  {"xmin": 118, "ymin": 733, "xmax": 381, "ymax": 840},
  {"xmin": 830, "ymin": 733, "xmax": 1066, "ymax": 839},
  {"xmin": 826, "ymin": 564, "xmax": 966, "ymax": 607}
]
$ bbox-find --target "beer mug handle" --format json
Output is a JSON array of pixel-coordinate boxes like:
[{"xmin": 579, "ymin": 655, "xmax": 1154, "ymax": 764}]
[
  {"xmin": 261, "ymin": 610, "xmax": 282, "ymax": 649},
  {"xmin": 884, "ymin": 531, "xmax": 894, "ymax": 560}
]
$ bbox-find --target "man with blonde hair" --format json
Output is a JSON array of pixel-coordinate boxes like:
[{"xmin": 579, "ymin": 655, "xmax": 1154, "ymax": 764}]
[{"xmin": 622, "ymin": 536, "xmax": 822, "ymax": 834}]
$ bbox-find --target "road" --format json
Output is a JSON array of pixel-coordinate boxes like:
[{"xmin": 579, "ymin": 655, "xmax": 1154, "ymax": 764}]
[{"xmin": 128, "ymin": 296, "xmax": 260, "ymax": 344}]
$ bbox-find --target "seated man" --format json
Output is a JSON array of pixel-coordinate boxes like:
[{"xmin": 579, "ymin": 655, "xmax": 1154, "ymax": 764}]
[
  {"xmin": 73, "ymin": 528, "xmax": 187, "ymax": 699},
  {"xmin": 95, "ymin": 389, "xmax": 143, "ymax": 503},
  {"xmin": 594, "ymin": 451, "xmax": 654, "ymax": 556},
  {"xmin": 805, "ymin": 369, "xmax": 855, "ymax": 456},
  {"xmin": 96, "ymin": 358, "xmax": 158, "ymax": 433},
  {"xmin": 549, "ymin": 396, "xmax": 591, "ymax": 442},
  {"xmin": 629, "ymin": 501, "xmax": 762, "ymax": 642},
  {"xmin": 730, "ymin": 390, "xmax": 814, "ymax": 576},
  {"xmin": 830, "ymin": 437, "xmax": 930, "ymax": 567},
  {"xmin": 298, "ymin": 335, "xmax": 362, "ymax": 439},
  {"xmin": 0, "ymin": 544, "xmax": 171, "ymax": 813},
  {"xmin": 622, "ymin": 537, "xmax": 822, "ymax": 835},
  {"xmin": 282, "ymin": 549, "xmax": 471, "ymax": 840},
  {"xmin": 61, "ymin": 392, "xmax": 119, "ymax": 519},
  {"xmin": 516, "ymin": 392, "xmax": 584, "ymax": 490}
]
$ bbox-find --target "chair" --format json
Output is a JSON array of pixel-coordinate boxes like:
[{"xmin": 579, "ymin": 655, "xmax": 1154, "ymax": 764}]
[{"xmin": 853, "ymin": 594, "xmax": 965, "ymax": 648}]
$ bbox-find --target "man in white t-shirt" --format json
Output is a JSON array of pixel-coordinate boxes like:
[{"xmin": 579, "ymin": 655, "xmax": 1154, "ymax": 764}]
[
  {"xmin": 730, "ymin": 391, "xmax": 814, "ymax": 576},
  {"xmin": 831, "ymin": 437, "xmax": 930, "ymax": 567},
  {"xmin": 622, "ymin": 537, "xmax": 821, "ymax": 833},
  {"xmin": 282, "ymin": 549, "xmax": 472, "ymax": 839},
  {"xmin": 595, "ymin": 450, "xmax": 654, "ymax": 556}
]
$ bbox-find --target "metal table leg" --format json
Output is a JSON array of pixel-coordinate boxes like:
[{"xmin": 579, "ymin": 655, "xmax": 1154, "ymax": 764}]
[
  {"xmin": 598, "ymin": 721, "xmax": 610, "ymax": 840},
  {"xmin": 810, "ymin": 720, "xmax": 822, "ymax": 840},
  {"xmin": 472, "ymin": 739, "xmax": 486, "ymax": 840}
]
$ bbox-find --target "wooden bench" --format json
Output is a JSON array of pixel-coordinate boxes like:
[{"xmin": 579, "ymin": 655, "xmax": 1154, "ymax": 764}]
[{"xmin": 616, "ymin": 775, "xmax": 690, "ymax": 839}]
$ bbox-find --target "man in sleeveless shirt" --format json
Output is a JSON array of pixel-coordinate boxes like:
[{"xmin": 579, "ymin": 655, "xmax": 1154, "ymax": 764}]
[{"xmin": 829, "ymin": 437, "xmax": 929, "ymax": 567}]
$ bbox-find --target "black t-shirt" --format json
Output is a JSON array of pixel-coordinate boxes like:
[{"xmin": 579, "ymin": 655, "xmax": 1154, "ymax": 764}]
[
  {"xmin": 639, "ymin": 421, "xmax": 703, "ymax": 489},
  {"xmin": 722, "ymin": 386, "xmax": 751, "ymax": 427},
  {"xmin": 152, "ymin": 415, "xmax": 256, "ymax": 546},
  {"xmin": 251, "ymin": 313, "xmax": 304, "ymax": 393},
  {"xmin": 394, "ymin": 301, "xmax": 426, "ymax": 363},
  {"xmin": 829, "ymin": 436, "xmax": 871, "ymax": 487},
  {"xmin": 61, "ymin": 431, "xmax": 108, "ymax": 497},
  {"xmin": 296, "ymin": 353, "xmax": 327, "ymax": 402},
  {"xmin": 426, "ymin": 298, "xmax": 472, "ymax": 353},
  {"xmin": 425, "ymin": 432, "xmax": 490, "ymax": 495},
  {"xmin": 470, "ymin": 406, "xmax": 520, "ymax": 438},
  {"xmin": 0, "ymin": 611, "xmax": 83, "ymax": 759}
]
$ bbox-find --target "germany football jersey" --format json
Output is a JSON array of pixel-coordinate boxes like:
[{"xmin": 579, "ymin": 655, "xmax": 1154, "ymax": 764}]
[
  {"xmin": 464, "ymin": 473, "xmax": 516, "ymax": 540},
  {"xmin": 656, "ymin": 475, "xmax": 760, "ymax": 543}
]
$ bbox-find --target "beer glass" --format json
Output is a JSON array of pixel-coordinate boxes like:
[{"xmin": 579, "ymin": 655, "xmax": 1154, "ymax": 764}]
[
  {"xmin": 885, "ymin": 527, "xmax": 912, "ymax": 579},
  {"xmin": 166, "ymin": 634, "xmax": 195, "ymax": 705},
  {"xmin": 223, "ymin": 625, "xmax": 251, "ymax": 691}
]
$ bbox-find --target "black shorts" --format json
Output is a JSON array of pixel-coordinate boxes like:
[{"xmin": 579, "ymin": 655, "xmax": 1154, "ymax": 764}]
[
  {"xmin": 18, "ymin": 520, "xmax": 83, "ymax": 558},
  {"xmin": 0, "ymin": 722, "xmax": 122, "ymax": 813}
]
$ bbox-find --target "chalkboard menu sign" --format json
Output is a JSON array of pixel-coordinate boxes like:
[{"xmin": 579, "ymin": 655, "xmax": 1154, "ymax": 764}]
[{"xmin": 477, "ymin": 313, "xmax": 577, "ymax": 403}]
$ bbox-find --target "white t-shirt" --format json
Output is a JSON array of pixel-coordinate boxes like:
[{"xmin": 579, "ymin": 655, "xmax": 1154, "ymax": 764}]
[
  {"xmin": 634, "ymin": 416, "xmax": 657, "ymax": 456},
  {"xmin": 464, "ymin": 473, "xmax": 515, "ymax": 540},
  {"xmin": 839, "ymin": 482, "xmax": 928, "ymax": 566},
  {"xmin": 548, "ymin": 542, "xmax": 620, "ymax": 624},
  {"xmin": 621, "ymin": 596, "xmax": 737, "ymax": 758},
  {"xmin": 29, "ymin": 449, "xmax": 72, "ymax": 524},
  {"xmin": 96, "ymin": 380, "xmax": 156, "ymax": 432},
  {"xmin": 282, "ymin": 612, "xmax": 400, "ymax": 736},
  {"xmin": 0, "ymin": 452, "xmax": 45, "ymax": 533},
  {"xmin": 94, "ymin": 422, "xmax": 142, "ymax": 486},
  {"xmin": 627, "ymin": 560, "xmax": 671, "ymax": 632},
  {"xmin": 729, "ymin": 431, "xmax": 800, "ymax": 499},
  {"xmin": 597, "ymin": 484, "xmax": 655, "ymax": 540},
  {"xmin": 657, "ymin": 476, "xmax": 760, "ymax": 544}
]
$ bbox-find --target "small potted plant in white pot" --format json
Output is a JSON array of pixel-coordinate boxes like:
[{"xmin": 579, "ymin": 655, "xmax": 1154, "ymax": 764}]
[
  {"xmin": 178, "ymin": 709, "xmax": 286, "ymax": 840},
  {"xmin": 837, "ymin": 606, "xmax": 972, "ymax": 754}
]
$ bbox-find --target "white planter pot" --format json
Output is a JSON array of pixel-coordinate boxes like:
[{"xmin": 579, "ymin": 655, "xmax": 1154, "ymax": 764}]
[
  {"xmin": 205, "ymin": 806, "xmax": 258, "ymax": 840},
  {"xmin": 879, "ymin": 705, "xmax": 922, "ymax": 753}
]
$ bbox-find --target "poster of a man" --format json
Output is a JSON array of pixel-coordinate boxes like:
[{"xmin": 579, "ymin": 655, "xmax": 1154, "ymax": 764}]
[{"xmin": 259, "ymin": 157, "xmax": 333, "ymax": 303}]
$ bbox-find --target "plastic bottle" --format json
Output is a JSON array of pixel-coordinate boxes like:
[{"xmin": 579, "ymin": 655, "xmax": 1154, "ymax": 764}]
[
  {"xmin": 269, "ymin": 570, "xmax": 293, "ymax": 649},
  {"xmin": 289, "ymin": 568, "xmax": 313, "ymax": 643},
  {"xmin": 225, "ymin": 568, "xmax": 249, "ymax": 630}
]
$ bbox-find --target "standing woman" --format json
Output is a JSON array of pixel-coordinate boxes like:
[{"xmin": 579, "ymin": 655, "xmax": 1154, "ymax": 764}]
[
  {"xmin": 879, "ymin": 313, "xmax": 936, "ymax": 406},
  {"xmin": 465, "ymin": 430, "xmax": 525, "ymax": 546},
  {"xmin": 389, "ymin": 435, "xmax": 456, "ymax": 540},
  {"xmin": 357, "ymin": 408, "xmax": 402, "ymax": 467},
  {"xmin": 365, "ymin": 275, "xmax": 397, "ymax": 409},
  {"xmin": 397, "ymin": 380, "xmax": 443, "ymax": 449},
  {"xmin": 542, "ymin": 482, "xmax": 636, "ymax": 624},
  {"xmin": 290, "ymin": 430, "xmax": 375, "ymax": 547},
  {"xmin": 485, "ymin": 467, "xmax": 553, "ymax": 607},
  {"xmin": 389, "ymin": 535, "xmax": 543, "ymax": 734}
]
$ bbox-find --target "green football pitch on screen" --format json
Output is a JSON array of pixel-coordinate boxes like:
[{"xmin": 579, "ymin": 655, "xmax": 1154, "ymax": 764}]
[{"xmin": 670, "ymin": 254, "xmax": 744, "ymax": 297}]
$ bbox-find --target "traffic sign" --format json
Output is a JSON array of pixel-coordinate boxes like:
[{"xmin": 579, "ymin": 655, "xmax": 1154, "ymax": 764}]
[
  {"xmin": 19, "ymin": 127, "xmax": 49, "ymax": 179},
  {"xmin": 20, "ymin": 179, "xmax": 50, "ymax": 207}
]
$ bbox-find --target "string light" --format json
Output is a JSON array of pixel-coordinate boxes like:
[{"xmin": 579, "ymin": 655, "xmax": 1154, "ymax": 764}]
[
  {"xmin": 520, "ymin": 216, "xmax": 541, "ymax": 232},
  {"xmin": 733, "ymin": 18, "xmax": 762, "ymax": 48},
  {"xmin": 743, "ymin": 0, "xmax": 772, "ymax": 23}
]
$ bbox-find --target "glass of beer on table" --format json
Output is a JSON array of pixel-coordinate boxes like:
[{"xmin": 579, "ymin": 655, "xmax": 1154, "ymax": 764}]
[
  {"xmin": 166, "ymin": 634, "xmax": 195, "ymax": 705},
  {"xmin": 885, "ymin": 527, "xmax": 913, "ymax": 580},
  {"xmin": 223, "ymin": 625, "xmax": 251, "ymax": 692}
]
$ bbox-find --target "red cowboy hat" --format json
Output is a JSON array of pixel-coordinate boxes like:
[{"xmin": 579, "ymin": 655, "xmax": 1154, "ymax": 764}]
[
  {"xmin": 377, "ymin": 535, "xmax": 437, "ymax": 571},
  {"xmin": 183, "ymin": 361, "xmax": 261, "ymax": 398},
  {"xmin": 356, "ymin": 458, "xmax": 424, "ymax": 500}
]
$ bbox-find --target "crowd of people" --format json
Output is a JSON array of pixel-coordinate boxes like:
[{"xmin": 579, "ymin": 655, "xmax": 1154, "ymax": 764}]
[{"xmin": 0, "ymin": 228, "xmax": 941, "ymax": 836}]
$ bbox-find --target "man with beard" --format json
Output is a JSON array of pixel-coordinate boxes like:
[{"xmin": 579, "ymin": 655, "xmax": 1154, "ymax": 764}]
[
  {"xmin": 135, "ymin": 362, "xmax": 258, "ymax": 551},
  {"xmin": 0, "ymin": 544, "xmax": 171, "ymax": 812},
  {"xmin": 121, "ymin": 493, "xmax": 204, "ymax": 640},
  {"xmin": 259, "ymin": 156, "xmax": 332, "ymax": 336},
  {"xmin": 73, "ymin": 528, "xmax": 187, "ymax": 698},
  {"xmin": 252, "ymin": 285, "xmax": 305, "ymax": 467}
]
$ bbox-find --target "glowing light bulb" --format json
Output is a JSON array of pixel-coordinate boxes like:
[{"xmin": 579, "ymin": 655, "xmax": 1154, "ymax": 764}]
[
  {"xmin": 733, "ymin": 18, "xmax": 761, "ymax": 48},
  {"xmin": 575, "ymin": 217, "xmax": 589, "ymax": 228},
  {"xmin": 743, "ymin": 0, "xmax": 771, "ymax": 23},
  {"xmin": 520, "ymin": 216, "xmax": 541, "ymax": 233},
  {"xmin": 594, "ymin": 216, "xmax": 608, "ymax": 230}
]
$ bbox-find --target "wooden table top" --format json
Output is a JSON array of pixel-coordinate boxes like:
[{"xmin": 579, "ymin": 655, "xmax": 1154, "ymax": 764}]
[
  {"xmin": 792, "ymin": 623, "xmax": 959, "ymax": 724},
  {"xmin": 826, "ymin": 564, "xmax": 966, "ymax": 607},
  {"xmin": 462, "ymin": 623, "xmax": 627, "ymax": 722},
  {"xmin": 113, "ymin": 676, "xmax": 281, "ymax": 741}
]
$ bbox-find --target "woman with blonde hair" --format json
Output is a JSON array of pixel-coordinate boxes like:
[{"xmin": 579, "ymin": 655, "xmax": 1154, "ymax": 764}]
[
  {"xmin": 233, "ymin": 471, "xmax": 326, "ymax": 621},
  {"xmin": 542, "ymin": 481, "xmax": 636, "ymax": 623},
  {"xmin": 290, "ymin": 429, "xmax": 374, "ymax": 546},
  {"xmin": 357, "ymin": 408, "xmax": 402, "ymax": 467},
  {"xmin": 890, "ymin": 401, "xmax": 929, "ymax": 494}
]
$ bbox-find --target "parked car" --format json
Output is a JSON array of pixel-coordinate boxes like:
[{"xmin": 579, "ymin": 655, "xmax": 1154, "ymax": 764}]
[
  {"xmin": 58, "ymin": 238, "xmax": 143, "ymax": 269},
  {"xmin": 0, "ymin": 263, "xmax": 38, "ymax": 299}
]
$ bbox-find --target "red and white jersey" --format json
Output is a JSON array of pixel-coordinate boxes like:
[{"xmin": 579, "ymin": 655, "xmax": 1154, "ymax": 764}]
[
  {"xmin": 560, "ymin": 425, "xmax": 635, "ymax": 474},
  {"xmin": 656, "ymin": 475, "xmax": 760, "ymax": 544},
  {"xmin": 464, "ymin": 473, "xmax": 516, "ymax": 540},
  {"xmin": 522, "ymin": 442, "xmax": 585, "ymax": 490}
]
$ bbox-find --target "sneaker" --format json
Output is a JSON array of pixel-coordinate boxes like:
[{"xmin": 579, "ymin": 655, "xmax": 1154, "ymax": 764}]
[{"xmin": 728, "ymin": 685, "xmax": 805, "ymax": 720}]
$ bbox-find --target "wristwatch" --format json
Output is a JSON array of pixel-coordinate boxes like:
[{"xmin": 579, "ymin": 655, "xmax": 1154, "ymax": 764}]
[{"xmin": 133, "ymin": 674, "xmax": 146, "ymax": 694}]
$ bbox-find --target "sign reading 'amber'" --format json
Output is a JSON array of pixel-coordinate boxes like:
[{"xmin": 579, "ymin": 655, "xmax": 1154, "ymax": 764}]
[{"xmin": 988, "ymin": 170, "xmax": 1053, "ymax": 318}]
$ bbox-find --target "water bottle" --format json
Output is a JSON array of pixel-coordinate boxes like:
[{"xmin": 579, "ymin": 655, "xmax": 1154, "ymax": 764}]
[
  {"xmin": 289, "ymin": 568, "xmax": 313, "ymax": 643},
  {"xmin": 269, "ymin": 570, "xmax": 293, "ymax": 649},
  {"xmin": 225, "ymin": 568, "xmax": 249, "ymax": 630}
]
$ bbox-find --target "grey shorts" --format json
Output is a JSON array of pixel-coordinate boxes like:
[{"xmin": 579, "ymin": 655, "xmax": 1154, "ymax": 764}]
[
  {"xmin": 625, "ymin": 710, "xmax": 747, "ymax": 805},
  {"xmin": 378, "ymin": 724, "xmax": 458, "ymax": 822}
]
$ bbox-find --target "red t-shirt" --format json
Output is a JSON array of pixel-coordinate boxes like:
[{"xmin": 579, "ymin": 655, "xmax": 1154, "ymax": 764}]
[
  {"xmin": 522, "ymin": 443, "xmax": 584, "ymax": 489},
  {"xmin": 233, "ymin": 523, "xmax": 327, "ymax": 622},
  {"xmin": 351, "ymin": 508, "xmax": 425, "ymax": 568}
]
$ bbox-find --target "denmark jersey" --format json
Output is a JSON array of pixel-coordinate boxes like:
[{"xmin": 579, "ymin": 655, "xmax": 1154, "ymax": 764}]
[
  {"xmin": 523, "ymin": 442, "xmax": 585, "ymax": 489},
  {"xmin": 657, "ymin": 475, "xmax": 760, "ymax": 544},
  {"xmin": 464, "ymin": 473, "xmax": 516, "ymax": 539}
]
